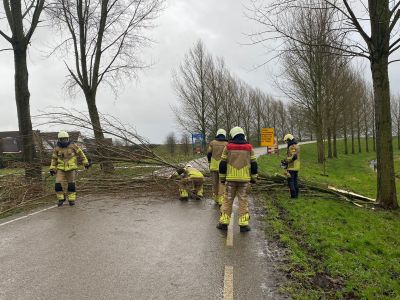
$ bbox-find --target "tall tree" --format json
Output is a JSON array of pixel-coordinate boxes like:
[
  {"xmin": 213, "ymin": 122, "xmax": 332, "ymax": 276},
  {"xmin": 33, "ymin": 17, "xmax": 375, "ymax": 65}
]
[
  {"xmin": 49, "ymin": 0, "xmax": 162, "ymax": 171},
  {"xmin": 173, "ymin": 40, "xmax": 212, "ymax": 140},
  {"xmin": 250, "ymin": 0, "xmax": 400, "ymax": 208},
  {"xmin": 0, "ymin": 0, "xmax": 45, "ymax": 179}
]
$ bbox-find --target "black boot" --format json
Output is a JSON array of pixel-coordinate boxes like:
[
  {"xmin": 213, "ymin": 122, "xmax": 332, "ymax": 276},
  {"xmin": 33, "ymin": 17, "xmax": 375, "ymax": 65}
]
[
  {"xmin": 57, "ymin": 200, "xmax": 65, "ymax": 207},
  {"xmin": 68, "ymin": 201, "xmax": 75, "ymax": 206},
  {"xmin": 240, "ymin": 225, "xmax": 251, "ymax": 232},
  {"xmin": 179, "ymin": 197, "xmax": 188, "ymax": 201},
  {"xmin": 216, "ymin": 223, "xmax": 228, "ymax": 230}
]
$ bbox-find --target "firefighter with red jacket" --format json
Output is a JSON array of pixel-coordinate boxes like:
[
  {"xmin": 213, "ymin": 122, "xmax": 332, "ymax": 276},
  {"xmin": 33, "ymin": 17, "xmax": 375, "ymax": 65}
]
[
  {"xmin": 207, "ymin": 129, "xmax": 228, "ymax": 205},
  {"xmin": 217, "ymin": 127, "xmax": 258, "ymax": 232}
]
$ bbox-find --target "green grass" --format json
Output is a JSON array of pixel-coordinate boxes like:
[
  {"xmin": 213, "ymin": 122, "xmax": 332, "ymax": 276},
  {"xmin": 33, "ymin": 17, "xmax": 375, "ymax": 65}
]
[{"xmin": 258, "ymin": 139, "xmax": 400, "ymax": 299}]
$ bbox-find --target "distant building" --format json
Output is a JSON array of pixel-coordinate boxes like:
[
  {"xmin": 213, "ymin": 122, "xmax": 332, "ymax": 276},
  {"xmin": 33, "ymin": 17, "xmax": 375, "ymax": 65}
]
[
  {"xmin": 0, "ymin": 130, "xmax": 85, "ymax": 154},
  {"xmin": 0, "ymin": 131, "xmax": 21, "ymax": 153}
]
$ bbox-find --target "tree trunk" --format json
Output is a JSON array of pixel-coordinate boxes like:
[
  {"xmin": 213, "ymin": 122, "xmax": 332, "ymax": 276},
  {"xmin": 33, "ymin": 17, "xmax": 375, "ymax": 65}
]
[
  {"xmin": 365, "ymin": 126, "xmax": 369, "ymax": 153},
  {"xmin": 86, "ymin": 92, "xmax": 114, "ymax": 173},
  {"xmin": 397, "ymin": 122, "xmax": 400, "ymax": 150},
  {"xmin": 371, "ymin": 55, "xmax": 398, "ymax": 208},
  {"xmin": 351, "ymin": 121, "xmax": 355, "ymax": 154},
  {"xmin": 327, "ymin": 127, "xmax": 332, "ymax": 158},
  {"xmin": 357, "ymin": 120, "xmax": 362, "ymax": 153},
  {"xmin": 344, "ymin": 122, "xmax": 348, "ymax": 155},
  {"xmin": 316, "ymin": 123, "xmax": 324, "ymax": 163},
  {"xmin": 372, "ymin": 113, "xmax": 376, "ymax": 152},
  {"xmin": 13, "ymin": 44, "xmax": 41, "ymax": 179},
  {"xmin": 333, "ymin": 126, "xmax": 337, "ymax": 158}
]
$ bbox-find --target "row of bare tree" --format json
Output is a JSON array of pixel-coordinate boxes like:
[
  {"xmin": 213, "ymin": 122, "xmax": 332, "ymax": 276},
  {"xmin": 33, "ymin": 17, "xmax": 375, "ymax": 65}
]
[
  {"xmin": 172, "ymin": 40, "xmax": 378, "ymax": 158},
  {"xmin": 0, "ymin": 0, "xmax": 163, "ymax": 176},
  {"xmin": 172, "ymin": 40, "xmax": 305, "ymax": 145}
]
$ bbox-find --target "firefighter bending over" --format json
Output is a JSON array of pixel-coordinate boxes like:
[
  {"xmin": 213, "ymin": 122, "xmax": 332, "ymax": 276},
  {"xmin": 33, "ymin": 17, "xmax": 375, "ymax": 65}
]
[{"xmin": 171, "ymin": 164, "xmax": 204, "ymax": 201}]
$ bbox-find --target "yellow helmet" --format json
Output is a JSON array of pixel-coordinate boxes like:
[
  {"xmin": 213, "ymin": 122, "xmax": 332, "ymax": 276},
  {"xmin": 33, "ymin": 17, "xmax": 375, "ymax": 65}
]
[
  {"xmin": 283, "ymin": 134, "xmax": 294, "ymax": 142},
  {"xmin": 230, "ymin": 126, "xmax": 245, "ymax": 139},
  {"xmin": 216, "ymin": 129, "xmax": 226, "ymax": 137},
  {"xmin": 58, "ymin": 131, "xmax": 69, "ymax": 139}
]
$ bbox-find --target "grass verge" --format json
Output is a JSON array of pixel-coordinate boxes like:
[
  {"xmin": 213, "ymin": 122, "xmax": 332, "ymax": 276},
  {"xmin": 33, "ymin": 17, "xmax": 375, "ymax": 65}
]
[{"xmin": 258, "ymin": 140, "xmax": 400, "ymax": 299}]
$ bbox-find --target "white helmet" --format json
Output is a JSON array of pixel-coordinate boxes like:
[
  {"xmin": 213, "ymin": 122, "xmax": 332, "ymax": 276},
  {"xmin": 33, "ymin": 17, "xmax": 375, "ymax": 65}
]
[
  {"xmin": 283, "ymin": 134, "xmax": 294, "ymax": 142},
  {"xmin": 216, "ymin": 129, "xmax": 226, "ymax": 137},
  {"xmin": 185, "ymin": 164, "xmax": 192, "ymax": 168},
  {"xmin": 58, "ymin": 131, "xmax": 69, "ymax": 139},
  {"xmin": 230, "ymin": 126, "xmax": 245, "ymax": 139}
]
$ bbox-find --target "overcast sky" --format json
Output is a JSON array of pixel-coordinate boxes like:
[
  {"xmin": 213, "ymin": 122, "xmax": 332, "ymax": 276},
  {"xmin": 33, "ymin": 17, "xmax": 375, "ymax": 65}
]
[{"xmin": 1, "ymin": 0, "xmax": 400, "ymax": 143}]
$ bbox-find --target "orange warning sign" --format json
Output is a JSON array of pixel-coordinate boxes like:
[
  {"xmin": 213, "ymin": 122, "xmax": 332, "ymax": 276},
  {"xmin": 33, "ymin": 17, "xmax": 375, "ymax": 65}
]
[{"xmin": 260, "ymin": 128, "xmax": 274, "ymax": 147}]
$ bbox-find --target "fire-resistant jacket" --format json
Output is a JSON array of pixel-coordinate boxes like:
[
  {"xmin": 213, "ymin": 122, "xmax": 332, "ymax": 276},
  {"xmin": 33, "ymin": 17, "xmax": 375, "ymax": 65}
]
[
  {"xmin": 173, "ymin": 167, "xmax": 204, "ymax": 180},
  {"xmin": 50, "ymin": 143, "xmax": 89, "ymax": 172},
  {"xmin": 219, "ymin": 138, "xmax": 258, "ymax": 182},
  {"xmin": 207, "ymin": 139, "xmax": 228, "ymax": 172},
  {"xmin": 286, "ymin": 141, "xmax": 300, "ymax": 171}
]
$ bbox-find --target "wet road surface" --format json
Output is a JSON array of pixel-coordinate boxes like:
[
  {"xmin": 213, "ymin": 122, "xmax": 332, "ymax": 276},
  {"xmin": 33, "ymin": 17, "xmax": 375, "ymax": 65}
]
[{"xmin": 0, "ymin": 148, "xmax": 285, "ymax": 299}]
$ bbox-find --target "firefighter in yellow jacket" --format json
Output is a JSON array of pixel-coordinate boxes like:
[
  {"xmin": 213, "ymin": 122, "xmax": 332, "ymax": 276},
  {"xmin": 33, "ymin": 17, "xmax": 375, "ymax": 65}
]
[
  {"xmin": 207, "ymin": 129, "xmax": 228, "ymax": 205},
  {"xmin": 171, "ymin": 164, "xmax": 204, "ymax": 201},
  {"xmin": 49, "ymin": 131, "xmax": 90, "ymax": 206},
  {"xmin": 217, "ymin": 127, "xmax": 258, "ymax": 232},
  {"xmin": 283, "ymin": 134, "xmax": 300, "ymax": 198}
]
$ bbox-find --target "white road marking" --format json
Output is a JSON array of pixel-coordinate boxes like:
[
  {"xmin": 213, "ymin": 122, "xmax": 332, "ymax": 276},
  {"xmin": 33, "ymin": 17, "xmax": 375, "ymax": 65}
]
[
  {"xmin": 226, "ymin": 212, "xmax": 234, "ymax": 247},
  {"xmin": 0, "ymin": 205, "xmax": 57, "ymax": 227},
  {"xmin": 223, "ymin": 265, "xmax": 234, "ymax": 300}
]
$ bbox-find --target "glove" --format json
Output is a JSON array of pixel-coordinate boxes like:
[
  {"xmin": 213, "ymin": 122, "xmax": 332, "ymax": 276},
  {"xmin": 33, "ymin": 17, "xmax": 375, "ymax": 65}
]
[
  {"xmin": 49, "ymin": 170, "xmax": 56, "ymax": 176},
  {"xmin": 84, "ymin": 163, "xmax": 91, "ymax": 169}
]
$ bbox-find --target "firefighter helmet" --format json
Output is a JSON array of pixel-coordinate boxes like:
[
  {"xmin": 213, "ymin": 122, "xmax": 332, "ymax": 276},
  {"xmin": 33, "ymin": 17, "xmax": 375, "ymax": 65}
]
[
  {"xmin": 283, "ymin": 134, "xmax": 294, "ymax": 142},
  {"xmin": 230, "ymin": 127, "xmax": 245, "ymax": 139},
  {"xmin": 216, "ymin": 129, "xmax": 226, "ymax": 137},
  {"xmin": 58, "ymin": 131, "xmax": 69, "ymax": 139}
]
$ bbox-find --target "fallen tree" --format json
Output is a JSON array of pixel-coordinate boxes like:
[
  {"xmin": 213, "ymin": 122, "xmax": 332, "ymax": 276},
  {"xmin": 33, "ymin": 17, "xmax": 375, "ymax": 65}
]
[{"xmin": 255, "ymin": 172, "xmax": 376, "ymax": 207}]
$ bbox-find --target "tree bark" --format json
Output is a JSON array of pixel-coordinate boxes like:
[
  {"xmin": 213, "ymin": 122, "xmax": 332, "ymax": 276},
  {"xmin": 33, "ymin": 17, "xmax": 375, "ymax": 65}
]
[
  {"xmin": 13, "ymin": 43, "xmax": 41, "ymax": 179},
  {"xmin": 368, "ymin": 0, "xmax": 397, "ymax": 209},
  {"xmin": 351, "ymin": 120, "xmax": 355, "ymax": 154},
  {"xmin": 327, "ymin": 127, "xmax": 332, "ymax": 158},
  {"xmin": 316, "ymin": 122, "xmax": 324, "ymax": 163},
  {"xmin": 344, "ymin": 118, "xmax": 348, "ymax": 155},
  {"xmin": 86, "ymin": 92, "xmax": 114, "ymax": 172},
  {"xmin": 371, "ymin": 55, "xmax": 398, "ymax": 208},
  {"xmin": 333, "ymin": 125, "xmax": 337, "ymax": 158}
]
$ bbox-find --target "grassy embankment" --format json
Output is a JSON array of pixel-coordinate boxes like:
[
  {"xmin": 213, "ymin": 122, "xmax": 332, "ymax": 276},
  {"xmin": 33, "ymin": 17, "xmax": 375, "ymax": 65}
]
[{"xmin": 257, "ymin": 139, "xmax": 400, "ymax": 299}]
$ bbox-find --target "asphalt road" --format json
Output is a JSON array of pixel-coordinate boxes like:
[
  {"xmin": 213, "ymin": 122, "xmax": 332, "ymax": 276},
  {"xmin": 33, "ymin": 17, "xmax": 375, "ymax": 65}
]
[{"xmin": 0, "ymin": 147, "xmax": 285, "ymax": 300}]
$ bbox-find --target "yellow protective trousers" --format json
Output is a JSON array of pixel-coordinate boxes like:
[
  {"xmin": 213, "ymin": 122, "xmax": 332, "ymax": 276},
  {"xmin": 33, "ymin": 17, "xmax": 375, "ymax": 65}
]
[
  {"xmin": 211, "ymin": 171, "xmax": 225, "ymax": 205},
  {"xmin": 179, "ymin": 178, "xmax": 204, "ymax": 198},
  {"xmin": 219, "ymin": 181, "xmax": 250, "ymax": 226},
  {"xmin": 55, "ymin": 170, "xmax": 77, "ymax": 201}
]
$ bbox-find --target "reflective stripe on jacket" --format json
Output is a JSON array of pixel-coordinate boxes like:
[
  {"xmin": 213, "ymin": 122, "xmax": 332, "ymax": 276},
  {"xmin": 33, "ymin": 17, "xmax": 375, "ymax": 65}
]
[
  {"xmin": 287, "ymin": 144, "xmax": 300, "ymax": 171},
  {"xmin": 219, "ymin": 143, "xmax": 257, "ymax": 182},
  {"xmin": 207, "ymin": 140, "xmax": 228, "ymax": 171},
  {"xmin": 50, "ymin": 144, "xmax": 88, "ymax": 172}
]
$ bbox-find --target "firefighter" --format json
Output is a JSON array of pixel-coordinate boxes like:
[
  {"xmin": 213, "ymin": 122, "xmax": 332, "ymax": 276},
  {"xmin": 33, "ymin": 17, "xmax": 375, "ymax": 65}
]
[
  {"xmin": 171, "ymin": 164, "xmax": 204, "ymax": 201},
  {"xmin": 283, "ymin": 134, "xmax": 300, "ymax": 198},
  {"xmin": 207, "ymin": 129, "xmax": 228, "ymax": 205},
  {"xmin": 217, "ymin": 127, "xmax": 258, "ymax": 232},
  {"xmin": 49, "ymin": 131, "xmax": 90, "ymax": 206}
]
